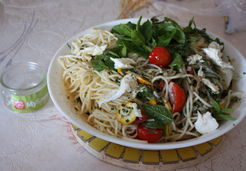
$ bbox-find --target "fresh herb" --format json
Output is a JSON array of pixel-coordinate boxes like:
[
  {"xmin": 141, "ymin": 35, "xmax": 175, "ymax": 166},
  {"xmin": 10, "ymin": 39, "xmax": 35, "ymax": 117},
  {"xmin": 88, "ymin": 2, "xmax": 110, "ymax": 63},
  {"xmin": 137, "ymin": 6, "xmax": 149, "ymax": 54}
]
[
  {"xmin": 137, "ymin": 85, "xmax": 156, "ymax": 101},
  {"xmin": 169, "ymin": 53, "xmax": 183, "ymax": 70},
  {"xmin": 142, "ymin": 104, "xmax": 173, "ymax": 124},
  {"xmin": 91, "ymin": 54, "xmax": 115, "ymax": 72},
  {"xmin": 111, "ymin": 16, "xmax": 190, "ymax": 59},
  {"xmin": 210, "ymin": 98, "xmax": 236, "ymax": 121},
  {"xmin": 142, "ymin": 120, "xmax": 165, "ymax": 129},
  {"xmin": 141, "ymin": 20, "xmax": 153, "ymax": 42}
]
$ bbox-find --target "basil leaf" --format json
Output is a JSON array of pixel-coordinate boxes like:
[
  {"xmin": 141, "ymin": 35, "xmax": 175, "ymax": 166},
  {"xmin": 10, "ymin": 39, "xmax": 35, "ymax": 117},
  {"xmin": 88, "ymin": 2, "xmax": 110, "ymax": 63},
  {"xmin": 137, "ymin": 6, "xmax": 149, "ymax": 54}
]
[
  {"xmin": 169, "ymin": 53, "xmax": 183, "ymax": 69},
  {"xmin": 142, "ymin": 104, "xmax": 173, "ymax": 124},
  {"xmin": 142, "ymin": 120, "xmax": 165, "ymax": 129}
]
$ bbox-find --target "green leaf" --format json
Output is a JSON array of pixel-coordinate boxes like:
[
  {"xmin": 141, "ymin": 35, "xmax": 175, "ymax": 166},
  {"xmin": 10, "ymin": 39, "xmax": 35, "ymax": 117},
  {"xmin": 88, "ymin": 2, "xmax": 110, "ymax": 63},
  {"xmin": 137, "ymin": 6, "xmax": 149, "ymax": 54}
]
[
  {"xmin": 91, "ymin": 59, "xmax": 108, "ymax": 72},
  {"xmin": 137, "ymin": 85, "xmax": 156, "ymax": 101},
  {"xmin": 220, "ymin": 108, "xmax": 233, "ymax": 114},
  {"xmin": 214, "ymin": 113, "xmax": 236, "ymax": 121},
  {"xmin": 169, "ymin": 53, "xmax": 183, "ymax": 69},
  {"xmin": 131, "ymin": 30, "xmax": 145, "ymax": 46},
  {"xmin": 104, "ymin": 49, "xmax": 120, "ymax": 58},
  {"xmin": 136, "ymin": 16, "xmax": 142, "ymax": 32},
  {"xmin": 175, "ymin": 29, "xmax": 186, "ymax": 44},
  {"xmin": 141, "ymin": 20, "xmax": 153, "ymax": 42},
  {"xmin": 209, "ymin": 98, "xmax": 235, "ymax": 121},
  {"xmin": 164, "ymin": 18, "xmax": 185, "ymax": 44},
  {"xmin": 142, "ymin": 120, "xmax": 165, "ymax": 129},
  {"xmin": 91, "ymin": 55, "xmax": 115, "ymax": 72},
  {"xmin": 121, "ymin": 44, "xmax": 127, "ymax": 57},
  {"xmin": 210, "ymin": 98, "xmax": 221, "ymax": 112},
  {"xmin": 142, "ymin": 44, "xmax": 152, "ymax": 53},
  {"xmin": 183, "ymin": 17, "xmax": 196, "ymax": 33},
  {"xmin": 142, "ymin": 104, "xmax": 173, "ymax": 124},
  {"xmin": 157, "ymin": 30, "xmax": 176, "ymax": 47},
  {"xmin": 111, "ymin": 24, "xmax": 133, "ymax": 37}
]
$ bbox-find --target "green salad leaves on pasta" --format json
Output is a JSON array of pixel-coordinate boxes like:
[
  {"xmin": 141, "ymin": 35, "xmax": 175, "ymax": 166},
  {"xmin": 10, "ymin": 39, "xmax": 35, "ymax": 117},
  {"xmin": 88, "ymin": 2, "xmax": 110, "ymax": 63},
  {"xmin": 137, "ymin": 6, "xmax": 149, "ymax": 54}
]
[{"xmin": 60, "ymin": 17, "xmax": 240, "ymax": 143}]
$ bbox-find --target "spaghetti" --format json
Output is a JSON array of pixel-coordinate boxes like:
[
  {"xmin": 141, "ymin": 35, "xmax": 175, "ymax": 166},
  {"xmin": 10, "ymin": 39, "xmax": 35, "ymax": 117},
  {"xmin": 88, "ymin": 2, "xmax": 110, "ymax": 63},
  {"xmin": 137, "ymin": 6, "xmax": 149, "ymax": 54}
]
[{"xmin": 58, "ymin": 18, "xmax": 239, "ymax": 143}]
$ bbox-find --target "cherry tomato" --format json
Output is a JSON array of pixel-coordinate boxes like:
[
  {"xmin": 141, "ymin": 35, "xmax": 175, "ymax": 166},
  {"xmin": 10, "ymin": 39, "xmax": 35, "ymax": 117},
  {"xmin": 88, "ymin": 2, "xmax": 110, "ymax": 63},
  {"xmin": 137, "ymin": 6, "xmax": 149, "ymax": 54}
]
[
  {"xmin": 137, "ymin": 125, "xmax": 163, "ymax": 143},
  {"xmin": 149, "ymin": 47, "xmax": 172, "ymax": 66},
  {"xmin": 133, "ymin": 111, "xmax": 148, "ymax": 124},
  {"xmin": 169, "ymin": 82, "xmax": 186, "ymax": 113}
]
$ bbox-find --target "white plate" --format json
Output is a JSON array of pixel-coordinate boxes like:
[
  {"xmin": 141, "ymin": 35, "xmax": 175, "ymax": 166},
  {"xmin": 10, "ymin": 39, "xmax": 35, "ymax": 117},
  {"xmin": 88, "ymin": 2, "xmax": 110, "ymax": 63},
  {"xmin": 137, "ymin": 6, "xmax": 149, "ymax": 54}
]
[{"xmin": 47, "ymin": 18, "xmax": 246, "ymax": 150}]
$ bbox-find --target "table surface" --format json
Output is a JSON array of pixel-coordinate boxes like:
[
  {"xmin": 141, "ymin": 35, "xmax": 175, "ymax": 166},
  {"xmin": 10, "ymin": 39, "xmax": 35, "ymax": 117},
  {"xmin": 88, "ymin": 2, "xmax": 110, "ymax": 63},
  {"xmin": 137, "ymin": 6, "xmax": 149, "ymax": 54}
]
[{"xmin": 0, "ymin": 0, "xmax": 246, "ymax": 171}]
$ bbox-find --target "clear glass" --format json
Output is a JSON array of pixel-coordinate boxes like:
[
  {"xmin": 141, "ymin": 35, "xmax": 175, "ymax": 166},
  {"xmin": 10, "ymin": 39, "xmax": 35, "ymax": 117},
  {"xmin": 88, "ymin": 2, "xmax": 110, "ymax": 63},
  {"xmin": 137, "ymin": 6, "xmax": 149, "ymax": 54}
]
[{"xmin": 0, "ymin": 62, "xmax": 49, "ymax": 113}]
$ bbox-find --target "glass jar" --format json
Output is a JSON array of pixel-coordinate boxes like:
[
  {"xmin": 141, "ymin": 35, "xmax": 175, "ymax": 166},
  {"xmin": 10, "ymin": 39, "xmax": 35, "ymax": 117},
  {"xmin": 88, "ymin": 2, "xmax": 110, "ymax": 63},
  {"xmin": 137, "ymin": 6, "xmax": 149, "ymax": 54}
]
[{"xmin": 0, "ymin": 62, "xmax": 49, "ymax": 113}]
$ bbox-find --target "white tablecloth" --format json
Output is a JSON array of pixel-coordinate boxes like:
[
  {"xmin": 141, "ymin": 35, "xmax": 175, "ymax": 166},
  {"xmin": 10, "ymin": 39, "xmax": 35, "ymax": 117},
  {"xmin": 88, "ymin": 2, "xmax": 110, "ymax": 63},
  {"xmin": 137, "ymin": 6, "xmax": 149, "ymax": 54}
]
[{"xmin": 0, "ymin": 0, "xmax": 246, "ymax": 170}]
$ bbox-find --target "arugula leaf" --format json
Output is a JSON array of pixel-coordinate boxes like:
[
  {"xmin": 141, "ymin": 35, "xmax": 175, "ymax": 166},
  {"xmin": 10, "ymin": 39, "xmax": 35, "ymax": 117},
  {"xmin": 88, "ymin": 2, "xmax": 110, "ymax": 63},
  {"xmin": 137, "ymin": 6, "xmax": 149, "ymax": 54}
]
[
  {"xmin": 142, "ymin": 120, "xmax": 165, "ymax": 129},
  {"xmin": 210, "ymin": 98, "xmax": 221, "ymax": 112},
  {"xmin": 136, "ymin": 16, "xmax": 142, "ymax": 32},
  {"xmin": 111, "ymin": 23, "xmax": 134, "ymax": 37},
  {"xmin": 131, "ymin": 30, "xmax": 145, "ymax": 46},
  {"xmin": 210, "ymin": 98, "xmax": 236, "ymax": 121},
  {"xmin": 169, "ymin": 53, "xmax": 183, "ymax": 70},
  {"xmin": 141, "ymin": 20, "xmax": 153, "ymax": 42},
  {"xmin": 220, "ymin": 108, "xmax": 233, "ymax": 113},
  {"xmin": 104, "ymin": 49, "xmax": 120, "ymax": 58},
  {"xmin": 163, "ymin": 17, "xmax": 186, "ymax": 44},
  {"xmin": 91, "ymin": 55, "xmax": 115, "ymax": 72},
  {"xmin": 157, "ymin": 30, "xmax": 176, "ymax": 47},
  {"xmin": 121, "ymin": 44, "xmax": 127, "ymax": 56},
  {"xmin": 214, "ymin": 113, "xmax": 236, "ymax": 121},
  {"xmin": 91, "ymin": 59, "xmax": 107, "ymax": 72},
  {"xmin": 142, "ymin": 104, "xmax": 173, "ymax": 124}
]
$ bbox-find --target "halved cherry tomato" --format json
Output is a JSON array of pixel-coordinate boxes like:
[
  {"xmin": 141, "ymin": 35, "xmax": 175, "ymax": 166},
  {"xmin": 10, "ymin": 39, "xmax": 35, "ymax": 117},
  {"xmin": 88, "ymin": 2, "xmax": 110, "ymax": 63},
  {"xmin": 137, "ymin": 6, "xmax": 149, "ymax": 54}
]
[
  {"xmin": 133, "ymin": 111, "xmax": 148, "ymax": 124},
  {"xmin": 168, "ymin": 82, "xmax": 186, "ymax": 113},
  {"xmin": 149, "ymin": 47, "xmax": 172, "ymax": 66},
  {"xmin": 137, "ymin": 125, "xmax": 163, "ymax": 143}
]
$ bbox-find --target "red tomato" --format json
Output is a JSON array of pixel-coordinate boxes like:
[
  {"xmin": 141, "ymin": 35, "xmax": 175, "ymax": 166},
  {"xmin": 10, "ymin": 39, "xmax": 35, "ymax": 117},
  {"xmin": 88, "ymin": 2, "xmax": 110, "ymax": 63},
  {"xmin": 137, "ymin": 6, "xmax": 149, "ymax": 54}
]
[
  {"xmin": 133, "ymin": 111, "xmax": 148, "ymax": 124},
  {"xmin": 137, "ymin": 125, "xmax": 163, "ymax": 143},
  {"xmin": 149, "ymin": 47, "xmax": 172, "ymax": 66},
  {"xmin": 169, "ymin": 82, "xmax": 186, "ymax": 113}
]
